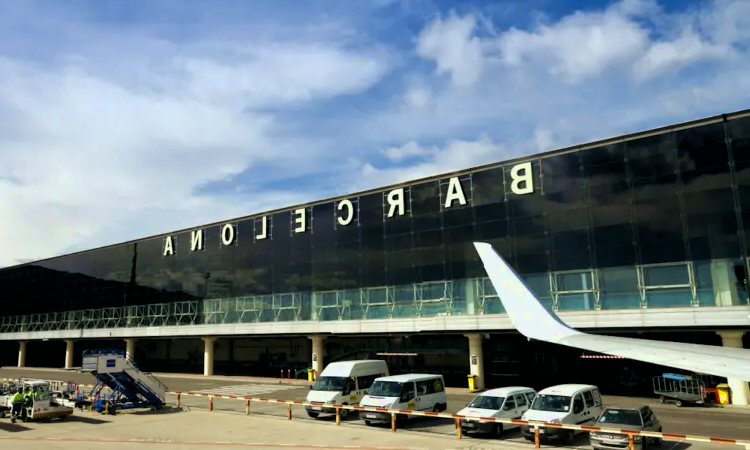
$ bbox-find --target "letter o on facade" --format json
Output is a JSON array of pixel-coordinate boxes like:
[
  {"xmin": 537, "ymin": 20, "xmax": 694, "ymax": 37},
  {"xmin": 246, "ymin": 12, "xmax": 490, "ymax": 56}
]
[{"xmin": 221, "ymin": 223, "xmax": 236, "ymax": 246}]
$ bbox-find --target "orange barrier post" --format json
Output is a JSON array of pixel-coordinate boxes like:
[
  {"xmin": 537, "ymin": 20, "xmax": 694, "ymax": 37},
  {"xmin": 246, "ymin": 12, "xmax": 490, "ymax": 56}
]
[
  {"xmin": 391, "ymin": 413, "xmax": 396, "ymax": 432},
  {"xmin": 176, "ymin": 393, "xmax": 181, "ymax": 408},
  {"xmin": 628, "ymin": 434, "xmax": 635, "ymax": 450},
  {"xmin": 534, "ymin": 426, "xmax": 541, "ymax": 449},
  {"xmin": 455, "ymin": 418, "xmax": 461, "ymax": 439},
  {"xmin": 209, "ymin": 397, "xmax": 213, "ymax": 411},
  {"xmin": 287, "ymin": 404, "xmax": 292, "ymax": 420},
  {"xmin": 335, "ymin": 407, "xmax": 341, "ymax": 425},
  {"xmin": 245, "ymin": 399, "xmax": 250, "ymax": 415}
]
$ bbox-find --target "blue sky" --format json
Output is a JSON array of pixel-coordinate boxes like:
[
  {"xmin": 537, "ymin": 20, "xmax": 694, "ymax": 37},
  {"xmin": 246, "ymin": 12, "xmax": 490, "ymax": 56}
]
[{"xmin": 1, "ymin": 0, "xmax": 749, "ymax": 266}]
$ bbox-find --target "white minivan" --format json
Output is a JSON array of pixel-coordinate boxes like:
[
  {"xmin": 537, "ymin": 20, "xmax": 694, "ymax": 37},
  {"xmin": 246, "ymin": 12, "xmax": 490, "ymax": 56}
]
[
  {"xmin": 359, "ymin": 374, "xmax": 447, "ymax": 425},
  {"xmin": 457, "ymin": 386, "xmax": 536, "ymax": 437},
  {"xmin": 521, "ymin": 384, "xmax": 603, "ymax": 444},
  {"xmin": 305, "ymin": 360, "xmax": 388, "ymax": 419}
]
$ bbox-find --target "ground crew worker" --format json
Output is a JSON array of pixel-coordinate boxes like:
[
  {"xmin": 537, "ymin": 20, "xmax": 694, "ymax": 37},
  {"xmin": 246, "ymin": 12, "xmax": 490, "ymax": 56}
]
[{"xmin": 10, "ymin": 388, "xmax": 24, "ymax": 423}]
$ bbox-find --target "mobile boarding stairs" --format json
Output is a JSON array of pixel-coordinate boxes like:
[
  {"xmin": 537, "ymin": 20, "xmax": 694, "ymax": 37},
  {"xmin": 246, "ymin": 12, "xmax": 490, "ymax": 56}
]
[{"xmin": 80, "ymin": 349, "xmax": 167, "ymax": 413}]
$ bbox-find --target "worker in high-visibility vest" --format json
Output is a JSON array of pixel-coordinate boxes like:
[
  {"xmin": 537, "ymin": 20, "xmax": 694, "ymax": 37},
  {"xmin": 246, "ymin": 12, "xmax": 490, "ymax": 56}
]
[{"xmin": 10, "ymin": 388, "xmax": 24, "ymax": 423}]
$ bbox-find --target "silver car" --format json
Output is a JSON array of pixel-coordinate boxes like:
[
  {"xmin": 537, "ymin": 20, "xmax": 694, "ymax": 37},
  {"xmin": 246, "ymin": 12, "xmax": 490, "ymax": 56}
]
[{"xmin": 590, "ymin": 406, "xmax": 663, "ymax": 449}]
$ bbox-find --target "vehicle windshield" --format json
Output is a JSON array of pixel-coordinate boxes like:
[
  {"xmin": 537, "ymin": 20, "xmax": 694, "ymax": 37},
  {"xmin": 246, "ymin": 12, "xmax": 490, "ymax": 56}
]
[
  {"xmin": 468, "ymin": 395, "xmax": 504, "ymax": 410},
  {"xmin": 598, "ymin": 409, "xmax": 643, "ymax": 427},
  {"xmin": 368, "ymin": 381, "xmax": 404, "ymax": 397},
  {"xmin": 312, "ymin": 376, "xmax": 348, "ymax": 392},
  {"xmin": 531, "ymin": 394, "xmax": 572, "ymax": 413}
]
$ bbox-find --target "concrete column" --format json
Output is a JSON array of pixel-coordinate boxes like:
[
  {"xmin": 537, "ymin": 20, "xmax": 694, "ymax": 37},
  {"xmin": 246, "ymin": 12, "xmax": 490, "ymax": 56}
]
[
  {"xmin": 125, "ymin": 338, "xmax": 136, "ymax": 362},
  {"xmin": 203, "ymin": 337, "xmax": 217, "ymax": 376},
  {"xmin": 18, "ymin": 341, "xmax": 27, "ymax": 368},
  {"xmin": 717, "ymin": 330, "xmax": 750, "ymax": 406},
  {"xmin": 65, "ymin": 340, "xmax": 75, "ymax": 369},
  {"xmin": 465, "ymin": 333, "xmax": 485, "ymax": 391},
  {"xmin": 310, "ymin": 335, "xmax": 326, "ymax": 377}
]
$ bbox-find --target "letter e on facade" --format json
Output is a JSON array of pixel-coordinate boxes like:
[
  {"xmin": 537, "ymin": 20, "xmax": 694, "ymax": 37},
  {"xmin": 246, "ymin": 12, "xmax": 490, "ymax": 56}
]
[{"xmin": 293, "ymin": 208, "xmax": 307, "ymax": 233}]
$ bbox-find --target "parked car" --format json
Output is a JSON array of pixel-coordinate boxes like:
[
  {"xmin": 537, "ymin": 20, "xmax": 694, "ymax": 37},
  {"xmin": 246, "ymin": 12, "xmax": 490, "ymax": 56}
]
[
  {"xmin": 590, "ymin": 405, "xmax": 663, "ymax": 450},
  {"xmin": 457, "ymin": 386, "xmax": 536, "ymax": 437}
]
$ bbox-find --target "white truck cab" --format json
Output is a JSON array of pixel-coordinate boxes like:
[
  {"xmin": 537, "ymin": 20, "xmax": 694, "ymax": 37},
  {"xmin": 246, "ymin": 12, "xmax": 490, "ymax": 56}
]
[
  {"xmin": 305, "ymin": 360, "xmax": 388, "ymax": 419},
  {"xmin": 359, "ymin": 373, "xmax": 447, "ymax": 426},
  {"xmin": 521, "ymin": 384, "xmax": 603, "ymax": 444},
  {"xmin": 458, "ymin": 386, "xmax": 536, "ymax": 437}
]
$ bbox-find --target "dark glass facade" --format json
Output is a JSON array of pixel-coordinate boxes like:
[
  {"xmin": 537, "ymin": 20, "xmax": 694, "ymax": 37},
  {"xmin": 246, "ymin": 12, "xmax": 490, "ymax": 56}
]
[{"xmin": 2, "ymin": 111, "xmax": 750, "ymax": 328}]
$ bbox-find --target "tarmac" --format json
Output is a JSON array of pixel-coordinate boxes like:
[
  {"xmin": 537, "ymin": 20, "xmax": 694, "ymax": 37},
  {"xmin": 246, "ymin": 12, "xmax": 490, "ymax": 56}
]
[
  {"xmin": 0, "ymin": 404, "xmax": 735, "ymax": 450},
  {"xmin": 1, "ymin": 367, "xmax": 749, "ymax": 449}
]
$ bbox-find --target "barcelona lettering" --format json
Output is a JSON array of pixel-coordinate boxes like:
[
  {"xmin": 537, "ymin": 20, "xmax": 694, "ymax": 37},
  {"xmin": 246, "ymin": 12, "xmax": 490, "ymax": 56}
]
[{"xmin": 163, "ymin": 161, "xmax": 535, "ymax": 256}]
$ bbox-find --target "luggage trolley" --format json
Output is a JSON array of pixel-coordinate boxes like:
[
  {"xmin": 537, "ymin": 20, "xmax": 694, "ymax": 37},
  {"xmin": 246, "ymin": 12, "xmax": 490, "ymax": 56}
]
[{"xmin": 652, "ymin": 373, "xmax": 705, "ymax": 407}]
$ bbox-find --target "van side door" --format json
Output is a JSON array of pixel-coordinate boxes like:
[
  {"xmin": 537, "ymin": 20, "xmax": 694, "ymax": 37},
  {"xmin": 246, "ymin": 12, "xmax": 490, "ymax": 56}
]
[
  {"xmin": 571, "ymin": 394, "xmax": 589, "ymax": 425},
  {"xmin": 582, "ymin": 389, "xmax": 596, "ymax": 422},
  {"xmin": 514, "ymin": 393, "xmax": 529, "ymax": 418},
  {"xmin": 415, "ymin": 380, "xmax": 431, "ymax": 411},
  {"xmin": 400, "ymin": 382, "xmax": 417, "ymax": 411}
]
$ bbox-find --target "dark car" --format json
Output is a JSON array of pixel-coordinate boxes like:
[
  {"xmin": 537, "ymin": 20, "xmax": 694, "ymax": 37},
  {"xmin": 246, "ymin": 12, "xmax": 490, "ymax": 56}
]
[{"xmin": 590, "ymin": 406, "xmax": 663, "ymax": 449}]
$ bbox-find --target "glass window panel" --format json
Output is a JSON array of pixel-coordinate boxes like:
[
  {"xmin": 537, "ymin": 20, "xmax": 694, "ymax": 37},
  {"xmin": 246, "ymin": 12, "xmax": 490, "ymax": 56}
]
[
  {"xmin": 595, "ymin": 243, "xmax": 636, "ymax": 267},
  {"xmin": 675, "ymin": 122, "xmax": 728, "ymax": 170},
  {"xmin": 639, "ymin": 239, "xmax": 687, "ymax": 264},
  {"xmin": 599, "ymin": 266, "xmax": 638, "ymax": 293},
  {"xmin": 476, "ymin": 220, "xmax": 508, "ymax": 240},
  {"xmin": 516, "ymin": 253, "xmax": 549, "ymax": 274},
  {"xmin": 556, "ymin": 271, "xmax": 593, "ymax": 291},
  {"xmin": 645, "ymin": 289, "xmax": 692, "ymax": 308},
  {"xmin": 411, "ymin": 181, "xmax": 440, "ymax": 216},
  {"xmin": 475, "ymin": 202, "xmax": 507, "ymax": 222},
  {"xmin": 552, "ymin": 230, "xmax": 589, "ymax": 250},
  {"xmin": 522, "ymin": 273, "xmax": 551, "ymax": 297},
  {"xmin": 729, "ymin": 116, "xmax": 750, "ymax": 162},
  {"xmin": 600, "ymin": 292, "xmax": 641, "ymax": 310},
  {"xmin": 443, "ymin": 207, "xmax": 474, "ymax": 227},
  {"xmin": 642, "ymin": 264, "xmax": 689, "ymax": 286},
  {"xmin": 580, "ymin": 143, "xmax": 625, "ymax": 167},
  {"xmin": 593, "ymin": 223, "xmax": 632, "ymax": 246},
  {"xmin": 413, "ymin": 213, "xmax": 442, "ymax": 231},
  {"xmin": 513, "ymin": 215, "xmax": 546, "ymax": 236},
  {"xmin": 683, "ymin": 189, "xmax": 735, "ymax": 216},
  {"xmin": 472, "ymin": 167, "xmax": 505, "ymax": 206},
  {"xmin": 553, "ymin": 248, "xmax": 591, "ymax": 271},
  {"xmin": 548, "ymin": 209, "xmax": 588, "ymax": 233},
  {"xmin": 626, "ymin": 133, "xmax": 677, "ymax": 179},
  {"xmin": 590, "ymin": 203, "xmax": 632, "ymax": 228},
  {"xmin": 557, "ymin": 293, "xmax": 595, "ymax": 311}
]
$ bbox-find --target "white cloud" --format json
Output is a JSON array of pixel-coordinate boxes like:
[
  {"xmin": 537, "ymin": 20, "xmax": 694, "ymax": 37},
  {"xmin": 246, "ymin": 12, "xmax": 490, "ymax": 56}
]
[
  {"xmin": 416, "ymin": 12, "xmax": 486, "ymax": 87},
  {"xmin": 4, "ymin": 0, "xmax": 750, "ymax": 270},
  {"xmin": 0, "ymin": 28, "xmax": 389, "ymax": 266},
  {"xmin": 352, "ymin": 136, "xmax": 504, "ymax": 191}
]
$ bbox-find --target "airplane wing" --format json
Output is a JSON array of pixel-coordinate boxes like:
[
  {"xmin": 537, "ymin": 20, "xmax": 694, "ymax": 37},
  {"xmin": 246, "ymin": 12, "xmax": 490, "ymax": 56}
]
[{"xmin": 473, "ymin": 242, "xmax": 750, "ymax": 381}]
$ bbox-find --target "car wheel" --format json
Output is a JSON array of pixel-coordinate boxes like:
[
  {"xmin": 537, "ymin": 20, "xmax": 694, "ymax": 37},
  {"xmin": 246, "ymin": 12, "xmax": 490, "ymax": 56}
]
[
  {"xmin": 306, "ymin": 411, "xmax": 319, "ymax": 418},
  {"xmin": 493, "ymin": 423, "xmax": 503, "ymax": 438}
]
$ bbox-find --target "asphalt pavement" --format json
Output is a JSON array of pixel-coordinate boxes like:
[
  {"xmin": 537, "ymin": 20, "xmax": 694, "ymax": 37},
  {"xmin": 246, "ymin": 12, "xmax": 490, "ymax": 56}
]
[{"xmin": 3, "ymin": 367, "xmax": 749, "ymax": 442}]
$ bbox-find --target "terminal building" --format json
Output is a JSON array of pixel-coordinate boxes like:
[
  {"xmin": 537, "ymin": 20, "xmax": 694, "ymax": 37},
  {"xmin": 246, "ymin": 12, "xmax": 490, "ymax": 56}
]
[{"xmin": 2, "ymin": 109, "xmax": 750, "ymax": 401}]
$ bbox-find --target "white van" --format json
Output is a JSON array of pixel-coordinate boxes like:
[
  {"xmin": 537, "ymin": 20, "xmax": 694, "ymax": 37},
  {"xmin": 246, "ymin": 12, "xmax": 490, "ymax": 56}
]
[
  {"xmin": 457, "ymin": 386, "xmax": 536, "ymax": 436},
  {"xmin": 521, "ymin": 384, "xmax": 603, "ymax": 444},
  {"xmin": 359, "ymin": 374, "xmax": 447, "ymax": 426},
  {"xmin": 305, "ymin": 360, "xmax": 388, "ymax": 419}
]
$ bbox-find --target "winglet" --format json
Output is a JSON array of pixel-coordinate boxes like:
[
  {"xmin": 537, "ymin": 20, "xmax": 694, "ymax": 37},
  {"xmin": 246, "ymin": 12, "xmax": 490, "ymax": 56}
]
[{"xmin": 473, "ymin": 242, "xmax": 578, "ymax": 343}]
